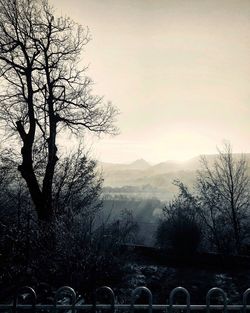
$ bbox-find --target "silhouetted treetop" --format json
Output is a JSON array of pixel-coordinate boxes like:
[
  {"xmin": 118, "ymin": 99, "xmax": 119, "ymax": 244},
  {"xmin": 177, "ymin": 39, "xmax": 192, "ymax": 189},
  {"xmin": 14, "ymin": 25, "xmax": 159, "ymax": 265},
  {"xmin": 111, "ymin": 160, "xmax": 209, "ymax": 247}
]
[{"xmin": 0, "ymin": 0, "xmax": 118, "ymax": 220}]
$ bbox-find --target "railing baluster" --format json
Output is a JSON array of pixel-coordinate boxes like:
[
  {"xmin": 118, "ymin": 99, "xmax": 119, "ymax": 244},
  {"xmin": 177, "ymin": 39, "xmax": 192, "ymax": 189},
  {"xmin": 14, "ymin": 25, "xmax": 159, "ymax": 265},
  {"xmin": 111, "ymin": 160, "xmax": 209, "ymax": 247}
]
[
  {"xmin": 95, "ymin": 286, "xmax": 115, "ymax": 313},
  {"xmin": 131, "ymin": 287, "xmax": 152, "ymax": 313},
  {"xmin": 169, "ymin": 287, "xmax": 190, "ymax": 313},
  {"xmin": 206, "ymin": 288, "xmax": 227, "ymax": 313},
  {"xmin": 54, "ymin": 286, "xmax": 76, "ymax": 313},
  {"xmin": 243, "ymin": 289, "xmax": 250, "ymax": 313},
  {"xmin": 13, "ymin": 287, "xmax": 36, "ymax": 313}
]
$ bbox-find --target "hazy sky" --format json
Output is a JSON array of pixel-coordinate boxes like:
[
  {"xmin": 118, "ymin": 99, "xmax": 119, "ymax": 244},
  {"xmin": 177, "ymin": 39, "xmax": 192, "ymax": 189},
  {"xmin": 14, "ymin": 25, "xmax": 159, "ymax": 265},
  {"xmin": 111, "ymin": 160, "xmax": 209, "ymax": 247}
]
[{"xmin": 51, "ymin": 0, "xmax": 250, "ymax": 164}]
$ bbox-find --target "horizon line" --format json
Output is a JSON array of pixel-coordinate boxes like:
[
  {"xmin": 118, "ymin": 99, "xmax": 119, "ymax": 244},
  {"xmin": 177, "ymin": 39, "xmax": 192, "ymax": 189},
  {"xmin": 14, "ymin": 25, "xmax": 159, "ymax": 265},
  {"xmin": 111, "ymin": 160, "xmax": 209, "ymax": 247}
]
[{"xmin": 98, "ymin": 151, "xmax": 250, "ymax": 166}]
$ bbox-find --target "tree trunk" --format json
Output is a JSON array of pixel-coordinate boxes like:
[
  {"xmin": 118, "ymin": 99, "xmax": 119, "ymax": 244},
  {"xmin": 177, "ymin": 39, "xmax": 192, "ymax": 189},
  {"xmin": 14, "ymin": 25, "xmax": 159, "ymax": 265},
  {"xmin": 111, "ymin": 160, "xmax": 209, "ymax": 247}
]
[
  {"xmin": 17, "ymin": 134, "xmax": 53, "ymax": 220},
  {"xmin": 16, "ymin": 66, "xmax": 55, "ymax": 222}
]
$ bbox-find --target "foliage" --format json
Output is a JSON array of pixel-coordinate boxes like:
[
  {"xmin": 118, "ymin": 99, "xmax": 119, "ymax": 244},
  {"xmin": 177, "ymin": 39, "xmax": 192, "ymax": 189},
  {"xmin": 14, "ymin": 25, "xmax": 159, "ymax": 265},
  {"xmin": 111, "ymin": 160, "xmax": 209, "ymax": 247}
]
[
  {"xmin": 0, "ymin": 148, "xmax": 138, "ymax": 296},
  {"xmin": 156, "ymin": 181, "xmax": 202, "ymax": 254},
  {"xmin": 53, "ymin": 145, "xmax": 103, "ymax": 216},
  {"xmin": 157, "ymin": 143, "xmax": 250, "ymax": 255}
]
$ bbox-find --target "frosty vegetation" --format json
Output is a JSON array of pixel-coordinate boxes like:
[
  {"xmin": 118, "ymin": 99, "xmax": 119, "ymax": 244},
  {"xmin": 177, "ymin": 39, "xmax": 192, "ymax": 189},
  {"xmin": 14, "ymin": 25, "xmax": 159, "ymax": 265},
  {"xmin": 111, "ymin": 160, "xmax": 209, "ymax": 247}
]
[{"xmin": 156, "ymin": 143, "xmax": 250, "ymax": 255}]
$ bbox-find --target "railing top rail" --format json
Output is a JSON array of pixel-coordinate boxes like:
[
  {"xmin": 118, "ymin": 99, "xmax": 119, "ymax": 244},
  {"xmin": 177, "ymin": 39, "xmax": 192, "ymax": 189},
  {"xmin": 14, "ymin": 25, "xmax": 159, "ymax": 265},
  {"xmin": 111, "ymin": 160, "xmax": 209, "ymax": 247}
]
[
  {"xmin": 0, "ymin": 304, "xmax": 250, "ymax": 310},
  {"xmin": 1, "ymin": 285, "xmax": 250, "ymax": 311}
]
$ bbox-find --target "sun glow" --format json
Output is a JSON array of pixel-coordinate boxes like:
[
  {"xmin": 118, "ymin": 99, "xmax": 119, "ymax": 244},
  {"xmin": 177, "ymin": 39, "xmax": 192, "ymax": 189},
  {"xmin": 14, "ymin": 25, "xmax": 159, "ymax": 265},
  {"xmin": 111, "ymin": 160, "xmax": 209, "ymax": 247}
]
[{"xmin": 51, "ymin": 0, "xmax": 250, "ymax": 164}]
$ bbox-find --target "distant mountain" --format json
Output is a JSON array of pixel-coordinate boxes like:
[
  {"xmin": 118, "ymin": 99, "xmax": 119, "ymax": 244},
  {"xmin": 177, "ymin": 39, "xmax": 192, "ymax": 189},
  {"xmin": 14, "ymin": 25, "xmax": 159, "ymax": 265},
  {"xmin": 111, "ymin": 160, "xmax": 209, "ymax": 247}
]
[
  {"xmin": 99, "ymin": 158, "xmax": 150, "ymax": 171},
  {"xmin": 99, "ymin": 153, "xmax": 250, "ymax": 200},
  {"xmin": 129, "ymin": 158, "xmax": 151, "ymax": 170}
]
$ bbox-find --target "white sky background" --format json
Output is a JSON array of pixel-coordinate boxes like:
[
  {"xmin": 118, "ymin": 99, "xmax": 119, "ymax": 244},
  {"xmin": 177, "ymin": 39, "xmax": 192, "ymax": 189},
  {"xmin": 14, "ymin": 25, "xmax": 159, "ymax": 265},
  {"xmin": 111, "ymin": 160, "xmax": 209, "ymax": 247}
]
[{"xmin": 51, "ymin": 0, "xmax": 250, "ymax": 164}]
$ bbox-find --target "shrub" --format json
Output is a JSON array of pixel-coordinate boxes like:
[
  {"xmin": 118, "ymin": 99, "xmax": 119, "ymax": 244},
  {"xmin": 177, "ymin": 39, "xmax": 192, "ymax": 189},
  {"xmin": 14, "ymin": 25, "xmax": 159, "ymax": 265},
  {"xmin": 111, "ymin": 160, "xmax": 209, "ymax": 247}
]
[
  {"xmin": 156, "ymin": 182, "xmax": 202, "ymax": 254},
  {"xmin": 157, "ymin": 213, "xmax": 201, "ymax": 254}
]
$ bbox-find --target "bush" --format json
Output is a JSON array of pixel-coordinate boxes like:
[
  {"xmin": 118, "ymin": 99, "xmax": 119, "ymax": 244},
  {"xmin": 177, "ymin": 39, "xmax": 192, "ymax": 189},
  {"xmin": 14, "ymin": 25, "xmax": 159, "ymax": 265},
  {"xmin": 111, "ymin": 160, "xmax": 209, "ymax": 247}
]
[
  {"xmin": 0, "ymin": 147, "xmax": 138, "ymax": 296},
  {"xmin": 157, "ymin": 214, "xmax": 201, "ymax": 254},
  {"xmin": 156, "ymin": 182, "xmax": 202, "ymax": 254}
]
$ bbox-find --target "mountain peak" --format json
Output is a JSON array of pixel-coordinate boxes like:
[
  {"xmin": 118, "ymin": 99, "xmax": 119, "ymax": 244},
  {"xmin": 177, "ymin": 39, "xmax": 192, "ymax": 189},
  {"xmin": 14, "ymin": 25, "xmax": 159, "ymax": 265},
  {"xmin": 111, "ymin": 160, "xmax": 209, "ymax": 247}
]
[{"xmin": 129, "ymin": 158, "xmax": 150, "ymax": 169}]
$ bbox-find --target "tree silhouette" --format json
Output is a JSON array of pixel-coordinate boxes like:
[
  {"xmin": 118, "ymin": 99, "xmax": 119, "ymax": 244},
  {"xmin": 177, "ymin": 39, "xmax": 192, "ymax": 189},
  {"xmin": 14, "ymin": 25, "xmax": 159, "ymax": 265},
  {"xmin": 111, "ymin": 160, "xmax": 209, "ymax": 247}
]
[
  {"xmin": 0, "ymin": 0, "xmax": 118, "ymax": 221},
  {"xmin": 197, "ymin": 143, "xmax": 249, "ymax": 253}
]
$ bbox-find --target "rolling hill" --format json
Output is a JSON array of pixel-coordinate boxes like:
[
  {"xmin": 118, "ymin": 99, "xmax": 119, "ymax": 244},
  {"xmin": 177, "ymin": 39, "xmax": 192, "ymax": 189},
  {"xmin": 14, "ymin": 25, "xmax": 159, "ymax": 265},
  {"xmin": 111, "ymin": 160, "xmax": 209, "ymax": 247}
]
[{"xmin": 99, "ymin": 154, "xmax": 250, "ymax": 200}]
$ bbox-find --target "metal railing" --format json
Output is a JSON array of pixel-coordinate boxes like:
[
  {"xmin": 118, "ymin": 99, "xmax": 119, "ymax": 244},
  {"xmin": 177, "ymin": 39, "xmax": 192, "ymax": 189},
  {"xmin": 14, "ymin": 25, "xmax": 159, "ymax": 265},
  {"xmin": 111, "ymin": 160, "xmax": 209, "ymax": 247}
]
[{"xmin": 1, "ymin": 286, "xmax": 250, "ymax": 313}]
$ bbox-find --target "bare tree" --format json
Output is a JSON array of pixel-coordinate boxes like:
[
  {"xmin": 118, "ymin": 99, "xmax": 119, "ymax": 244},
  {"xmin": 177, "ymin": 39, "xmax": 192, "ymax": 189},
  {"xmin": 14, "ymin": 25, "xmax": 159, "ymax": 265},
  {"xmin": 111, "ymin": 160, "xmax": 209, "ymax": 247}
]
[
  {"xmin": 197, "ymin": 143, "xmax": 250, "ymax": 253},
  {"xmin": 0, "ymin": 0, "xmax": 118, "ymax": 221},
  {"xmin": 53, "ymin": 144, "xmax": 103, "ymax": 218}
]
